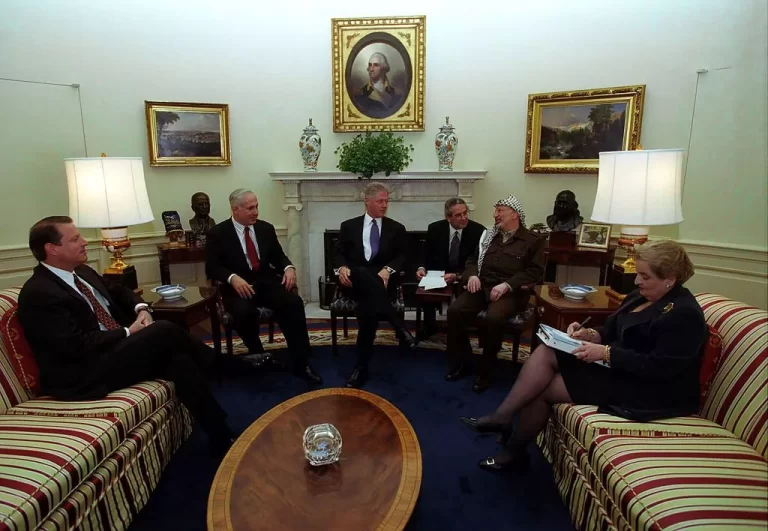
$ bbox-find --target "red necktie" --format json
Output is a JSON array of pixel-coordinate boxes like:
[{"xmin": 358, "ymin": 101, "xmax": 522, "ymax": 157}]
[
  {"xmin": 73, "ymin": 275, "xmax": 121, "ymax": 331},
  {"xmin": 244, "ymin": 226, "xmax": 261, "ymax": 271}
]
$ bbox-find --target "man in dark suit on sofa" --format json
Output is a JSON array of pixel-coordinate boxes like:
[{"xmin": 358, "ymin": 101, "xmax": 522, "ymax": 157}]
[
  {"xmin": 333, "ymin": 182, "xmax": 418, "ymax": 388},
  {"xmin": 17, "ymin": 216, "xmax": 234, "ymax": 456},
  {"xmin": 206, "ymin": 188, "xmax": 322, "ymax": 384},
  {"xmin": 415, "ymin": 197, "xmax": 485, "ymax": 339}
]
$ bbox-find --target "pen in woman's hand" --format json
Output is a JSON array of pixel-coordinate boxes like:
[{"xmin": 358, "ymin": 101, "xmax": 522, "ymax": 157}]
[{"xmin": 569, "ymin": 316, "xmax": 591, "ymax": 337}]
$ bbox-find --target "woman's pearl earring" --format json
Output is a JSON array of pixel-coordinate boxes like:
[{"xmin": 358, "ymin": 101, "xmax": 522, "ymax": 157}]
[{"xmin": 665, "ymin": 284, "xmax": 671, "ymax": 288}]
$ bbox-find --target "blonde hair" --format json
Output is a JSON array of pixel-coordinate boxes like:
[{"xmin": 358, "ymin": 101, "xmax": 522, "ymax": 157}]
[
  {"xmin": 635, "ymin": 240, "xmax": 695, "ymax": 284},
  {"xmin": 363, "ymin": 182, "xmax": 389, "ymax": 198}
]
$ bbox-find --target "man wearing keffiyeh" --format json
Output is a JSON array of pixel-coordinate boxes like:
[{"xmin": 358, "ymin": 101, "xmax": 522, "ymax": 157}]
[{"xmin": 445, "ymin": 194, "xmax": 546, "ymax": 392}]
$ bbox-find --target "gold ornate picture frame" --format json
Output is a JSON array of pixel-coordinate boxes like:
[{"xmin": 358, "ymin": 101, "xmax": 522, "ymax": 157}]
[
  {"xmin": 525, "ymin": 85, "xmax": 645, "ymax": 174},
  {"xmin": 145, "ymin": 101, "xmax": 231, "ymax": 167},
  {"xmin": 332, "ymin": 16, "xmax": 426, "ymax": 132}
]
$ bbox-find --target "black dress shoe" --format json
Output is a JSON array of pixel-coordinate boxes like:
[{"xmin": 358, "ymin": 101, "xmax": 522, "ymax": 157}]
[
  {"xmin": 472, "ymin": 376, "xmax": 490, "ymax": 393},
  {"xmin": 397, "ymin": 327, "xmax": 419, "ymax": 353},
  {"xmin": 345, "ymin": 366, "xmax": 369, "ymax": 388},
  {"xmin": 459, "ymin": 416, "xmax": 509, "ymax": 434},
  {"xmin": 445, "ymin": 364, "xmax": 471, "ymax": 381},
  {"xmin": 477, "ymin": 453, "xmax": 530, "ymax": 473},
  {"xmin": 296, "ymin": 365, "xmax": 323, "ymax": 384}
]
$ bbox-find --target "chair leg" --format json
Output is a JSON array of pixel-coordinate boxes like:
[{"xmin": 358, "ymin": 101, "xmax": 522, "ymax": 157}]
[
  {"xmin": 511, "ymin": 329, "xmax": 521, "ymax": 364},
  {"xmin": 226, "ymin": 325, "xmax": 234, "ymax": 357},
  {"xmin": 415, "ymin": 307, "xmax": 422, "ymax": 331},
  {"xmin": 331, "ymin": 313, "xmax": 338, "ymax": 356},
  {"xmin": 268, "ymin": 318, "xmax": 275, "ymax": 343},
  {"xmin": 342, "ymin": 315, "xmax": 349, "ymax": 338}
]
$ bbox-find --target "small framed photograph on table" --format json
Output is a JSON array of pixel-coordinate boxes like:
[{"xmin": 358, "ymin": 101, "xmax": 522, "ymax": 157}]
[{"xmin": 578, "ymin": 223, "xmax": 612, "ymax": 249}]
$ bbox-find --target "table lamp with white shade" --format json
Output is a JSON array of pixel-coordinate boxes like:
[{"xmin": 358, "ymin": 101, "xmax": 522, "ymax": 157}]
[
  {"xmin": 65, "ymin": 156, "xmax": 154, "ymax": 289},
  {"xmin": 591, "ymin": 149, "xmax": 684, "ymax": 299}
]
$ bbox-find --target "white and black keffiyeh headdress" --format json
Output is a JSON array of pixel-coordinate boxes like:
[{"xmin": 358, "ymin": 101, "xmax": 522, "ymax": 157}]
[{"xmin": 477, "ymin": 194, "xmax": 526, "ymax": 273}]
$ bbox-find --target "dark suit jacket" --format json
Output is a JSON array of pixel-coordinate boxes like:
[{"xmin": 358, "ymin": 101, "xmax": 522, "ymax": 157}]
[
  {"xmin": 423, "ymin": 219, "xmax": 485, "ymax": 275},
  {"xmin": 206, "ymin": 218, "xmax": 291, "ymax": 299},
  {"xmin": 595, "ymin": 285, "xmax": 708, "ymax": 419},
  {"xmin": 17, "ymin": 264, "xmax": 142, "ymax": 399},
  {"xmin": 333, "ymin": 215, "xmax": 407, "ymax": 275}
]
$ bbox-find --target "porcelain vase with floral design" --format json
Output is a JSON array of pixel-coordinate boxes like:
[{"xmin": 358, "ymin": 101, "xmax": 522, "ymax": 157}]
[
  {"xmin": 299, "ymin": 118, "xmax": 321, "ymax": 171},
  {"xmin": 435, "ymin": 116, "xmax": 458, "ymax": 171}
]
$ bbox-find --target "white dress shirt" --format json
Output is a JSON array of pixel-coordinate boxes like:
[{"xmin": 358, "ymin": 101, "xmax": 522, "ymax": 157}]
[
  {"xmin": 362, "ymin": 213, "xmax": 383, "ymax": 262},
  {"xmin": 228, "ymin": 217, "xmax": 295, "ymax": 284},
  {"xmin": 418, "ymin": 226, "xmax": 463, "ymax": 273},
  {"xmin": 42, "ymin": 263, "xmax": 146, "ymax": 337}
]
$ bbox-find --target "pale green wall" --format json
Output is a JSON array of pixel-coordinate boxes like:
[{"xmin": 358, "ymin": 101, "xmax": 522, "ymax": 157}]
[{"xmin": 1, "ymin": 0, "xmax": 766, "ymax": 253}]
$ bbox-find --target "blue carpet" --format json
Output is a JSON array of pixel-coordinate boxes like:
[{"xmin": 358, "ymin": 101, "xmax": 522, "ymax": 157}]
[{"xmin": 129, "ymin": 343, "xmax": 573, "ymax": 530}]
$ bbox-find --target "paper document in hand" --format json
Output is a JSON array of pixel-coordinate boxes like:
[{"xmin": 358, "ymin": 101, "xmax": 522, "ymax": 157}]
[
  {"xmin": 418, "ymin": 270, "xmax": 447, "ymax": 290},
  {"xmin": 536, "ymin": 324, "xmax": 607, "ymax": 367}
]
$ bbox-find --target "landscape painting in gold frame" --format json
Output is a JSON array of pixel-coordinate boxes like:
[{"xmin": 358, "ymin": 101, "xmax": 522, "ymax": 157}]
[
  {"xmin": 525, "ymin": 85, "xmax": 645, "ymax": 174},
  {"xmin": 145, "ymin": 101, "xmax": 231, "ymax": 167},
  {"xmin": 332, "ymin": 16, "xmax": 425, "ymax": 132}
]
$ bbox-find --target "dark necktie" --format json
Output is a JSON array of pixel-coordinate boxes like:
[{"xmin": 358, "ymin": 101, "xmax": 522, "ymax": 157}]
[
  {"xmin": 244, "ymin": 226, "xmax": 261, "ymax": 271},
  {"xmin": 73, "ymin": 275, "xmax": 121, "ymax": 331},
  {"xmin": 449, "ymin": 231, "xmax": 461, "ymax": 271},
  {"xmin": 370, "ymin": 219, "xmax": 380, "ymax": 260}
]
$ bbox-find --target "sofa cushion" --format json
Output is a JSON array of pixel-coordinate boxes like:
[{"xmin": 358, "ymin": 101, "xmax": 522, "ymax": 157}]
[
  {"xmin": 553, "ymin": 404, "xmax": 737, "ymax": 452},
  {"xmin": 698, "ymin": 324, "xmax": 723, "ymax": 403},
  {"xmin": 696, "ymin": 294, "xmax": 768, "ymax": 459},
  {"xmin": 0, "ymin": 307, "xmax": 40, "ymax": 397},
  {"xmin": 6, "ymin": 379, "xmax": 174, "ymax": 434},
  {"xmin": 0, "ymin": 414, "xmax": 124, "ymax": 531},
  {"xmin": 0, "ymin": 289, "xmax": 30, "ymax": 412},
  {"xmin": 590, "ymin": 433, "xmax": 768, "ymax": 530}
]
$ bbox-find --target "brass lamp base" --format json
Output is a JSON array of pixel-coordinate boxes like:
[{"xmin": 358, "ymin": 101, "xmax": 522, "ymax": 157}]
[
  {"xmin": 100, "ymin": 226, "xmax": 138, "ymax": 289},
  {"xmin": 607, "ymin": 226, "xmax": 650, "ymax": 300}
]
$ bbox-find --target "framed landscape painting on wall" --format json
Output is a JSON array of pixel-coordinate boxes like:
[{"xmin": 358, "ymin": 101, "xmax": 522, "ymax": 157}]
[
  {"xmin": 331, "ymin": 16, "xmax": 426, "ymax": 132},
  {"xmin": 525, "ymin": 85, "xmax": 645, "ymax": 174},
  {"xmin": 145, "ymin": 101, "xmax": 231, "ymax": 167}
]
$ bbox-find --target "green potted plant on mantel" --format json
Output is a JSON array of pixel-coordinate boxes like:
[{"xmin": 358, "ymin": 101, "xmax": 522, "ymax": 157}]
[{"xmin": 334, "ymin": 131, "xmax": 415, "ymax": 180}]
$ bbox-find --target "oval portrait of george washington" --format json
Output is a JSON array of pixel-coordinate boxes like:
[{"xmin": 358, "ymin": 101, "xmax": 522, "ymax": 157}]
[{"xmin": 345, "ymin": 32, "xmax": 413, "ymax": 119}]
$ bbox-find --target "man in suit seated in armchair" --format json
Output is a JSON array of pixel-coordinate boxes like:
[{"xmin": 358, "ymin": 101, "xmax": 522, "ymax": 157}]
[
  {"xmin": 415, "ymin": 197, "xmax": 485, "ymax": 340},
  {"xmin": 206, "ymin": 189, "xmax": 322, "ymax": 384},
  {"xmin": 17, "ymin": 216, "xmax": 235, "ymax": 457},
  {"xmin": 445, "ymin": 195, "xmax": 546, "ymax": 393},
  {"xmin": 333, "ymin": 182, "xmax": 418, "ymax": 388}
]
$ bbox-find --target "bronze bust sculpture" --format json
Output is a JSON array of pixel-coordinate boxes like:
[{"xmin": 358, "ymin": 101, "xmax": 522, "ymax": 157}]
[
  {"xmin": 189, "ymin": 192, "xmax": 215, "ymax": 232},
  {"xmin": 546, "ymin": 190, "xmax": 583, "ymax": 232}
]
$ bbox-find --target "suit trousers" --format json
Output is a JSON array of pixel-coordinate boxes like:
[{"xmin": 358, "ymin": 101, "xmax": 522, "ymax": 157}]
[
  {"xmin": 223, "ymin": 279, "xmax": 310, "ymax": 367},
  {"xmin": 341, "ymin": 266, "xmax": 404, "ymax": 367},
  {"xmin": 446, "ymin": 290, "xmax": 523, "ymax": 378},
  {"xmin": 98, "ymin": 321, "xmax": 229, "ymax": 439}
]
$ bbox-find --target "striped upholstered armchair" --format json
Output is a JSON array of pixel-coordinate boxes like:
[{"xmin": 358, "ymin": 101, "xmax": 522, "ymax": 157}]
[
  {"xmin": 537, "ymin": 293, "xmax": 768, "ymax": 530},
  {"xmin": 0, "ymin": 288, "xmax": 193, "ymax": 530}
]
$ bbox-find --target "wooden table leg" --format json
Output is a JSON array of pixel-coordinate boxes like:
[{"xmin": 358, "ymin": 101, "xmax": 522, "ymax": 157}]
[
  {"xmin": 159, "ymin": 255, "xmax": 171, "ymax": 285},
  {"xmin": 209, "ymin": 298, "xmax": 222, "ymax": 357}
]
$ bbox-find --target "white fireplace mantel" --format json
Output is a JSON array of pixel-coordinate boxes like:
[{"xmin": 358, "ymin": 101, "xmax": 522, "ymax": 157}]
[{"xmin": 269, "ymin": 170, "xmax": 486, "ymax": 299}]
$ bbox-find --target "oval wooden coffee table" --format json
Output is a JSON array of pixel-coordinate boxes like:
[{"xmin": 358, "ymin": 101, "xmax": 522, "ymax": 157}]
[{"xmin": 207, "ymin": 388, "xmax": 422, "ymax": 530}]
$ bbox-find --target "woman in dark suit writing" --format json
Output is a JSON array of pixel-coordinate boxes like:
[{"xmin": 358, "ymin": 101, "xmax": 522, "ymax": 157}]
[{"xmin": 461, "ymin": 240, "xmax": 708, "ymax": 471}]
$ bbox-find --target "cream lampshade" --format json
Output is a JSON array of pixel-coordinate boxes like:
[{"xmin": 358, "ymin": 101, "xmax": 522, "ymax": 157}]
[
  {"xmin": 591, "ymin": 149, "xmax": 684, "ymax": 297},
  {"xmin": 65, "ymin": 156, "xmax": 154, "ymax": 275}
]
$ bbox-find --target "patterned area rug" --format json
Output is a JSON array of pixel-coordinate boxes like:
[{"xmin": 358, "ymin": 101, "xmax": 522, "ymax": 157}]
[{"xmin": 206, "ymin": 321, "xmax": 531, "ymax": 363}]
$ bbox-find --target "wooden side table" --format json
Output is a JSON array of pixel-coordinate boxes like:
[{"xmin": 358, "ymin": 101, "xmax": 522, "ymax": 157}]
[
  {"xmin": 157, "ymin": 244, "xmax": 207, "ymax": 285},
  {"xmin": 143, "ymin": 286, "xmax": 221, "ymax": 355},
  {"xmin": 532, "ymin": 285, "xmax": 621, "ymax": 349},
  {"xmin": 544, "ymin": 244, "xmax": 616, "ymax": 285},
  {"xmin": 414, "ymin": 285, "xmax": 454, "ymax": 331}
]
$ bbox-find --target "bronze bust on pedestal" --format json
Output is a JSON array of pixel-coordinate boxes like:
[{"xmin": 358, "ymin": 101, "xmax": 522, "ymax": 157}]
[
  {"xmin": 546, "ymin": 190, "xmax": 583, "ymax": 233},
  {"xmin": 189, "ymin": 192, "xmax": 216, "ymax": 232}
]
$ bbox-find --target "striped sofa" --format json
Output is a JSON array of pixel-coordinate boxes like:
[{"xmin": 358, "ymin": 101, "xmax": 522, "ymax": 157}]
[
  {"xmin": 538, "ymin": 293, "xmax": 768, "ymax": 530},
  {"xmin": 0, "ymin": 289, "xmax": 193, "ymax": 530}
]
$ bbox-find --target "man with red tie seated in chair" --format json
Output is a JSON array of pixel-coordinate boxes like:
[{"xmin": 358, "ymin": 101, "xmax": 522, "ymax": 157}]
[
  {"xmin": 333, "ymin": 182, "xmax": 418, "ymax": 389},
  {"xmin": 206, "ymin": 188, "xmax": 322, "ymax": 384},
  {"xmin": 17, "ymin": 216, "xmax": 235, "ymax": 457},
  {"xmin": 445, "ymin": 195, "xmax": 546, "ymax": 393}
]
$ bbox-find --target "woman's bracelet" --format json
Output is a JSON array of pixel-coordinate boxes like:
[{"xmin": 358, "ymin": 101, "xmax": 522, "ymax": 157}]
[{"xmin": 603, "ymin": 345, "xmax": 612, "ymax": 366}]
